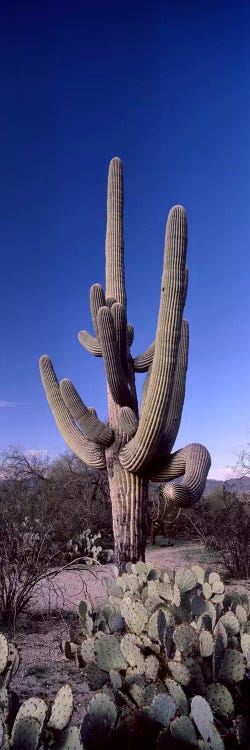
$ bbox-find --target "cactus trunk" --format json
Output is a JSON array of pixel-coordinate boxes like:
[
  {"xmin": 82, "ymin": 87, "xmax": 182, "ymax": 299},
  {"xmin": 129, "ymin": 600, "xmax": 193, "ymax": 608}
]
[
  {"xmin": 107, "ymin": 461, "xmax": 148, "ymax": 569},
  {"xmin": 105, "ymin": 389, "xmax": 148, "ymax": 570}
]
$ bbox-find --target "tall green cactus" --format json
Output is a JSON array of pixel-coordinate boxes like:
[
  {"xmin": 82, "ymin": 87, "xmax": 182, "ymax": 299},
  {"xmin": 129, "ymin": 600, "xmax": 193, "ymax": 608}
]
[{"xmin": 39, "ymin": 158, "xmax": 211, "ymax": 569}]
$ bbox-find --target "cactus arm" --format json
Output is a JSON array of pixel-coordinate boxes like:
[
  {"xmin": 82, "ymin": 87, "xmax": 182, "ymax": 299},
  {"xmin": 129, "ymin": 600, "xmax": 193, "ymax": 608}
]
[
  {"xmin": 120, "ymin": 206, "xmax": 187, "ymax": 473},
  {"xmin": 140, "ymin": 363, "xmax": 152, "ymax": 414},
  {"xmin": 78, "ymin": 320, "xmax": 133, "ymax": 357},
  {"xmin": 78, "ymin": 330, "xmax": 102, "ymax": 356},
  {"xmin": 60, "ymin": 378, "xmax": 114, "ymax": 446},
  {"xmin": 148, "ymin": 442, "xmax": 211, "ymax": 506},
  {"xmin": 133, "ymin": 341, "xmax": 155, "ymax": 373},
  {"xmin": 120, "ymin": 407, "xmax": 139, "ymax": 437},
  {"xmin": 105, "ymin": 157, "xmax": 126, "ymax": 310},
  {"xmin": 111, "ymin": 302, "xmax": 129, "ymax": 373},
  {"xmin": 39, "ymin": 356, "xmax": 106, "ymax": 468},
  {"xmin": 90, "ymin": 283, "xmax": 106, "ymax": 337},
  {"xmin": 97, "ymin": 306, "xmax": 133, "ymax": 408},
  {"xmin": 157, "ymin": 319, "xmax": 189, "ymax": 455},
  {"xmin": 133, "ymin": 267, "xmax": 187, "ymax": 375}
]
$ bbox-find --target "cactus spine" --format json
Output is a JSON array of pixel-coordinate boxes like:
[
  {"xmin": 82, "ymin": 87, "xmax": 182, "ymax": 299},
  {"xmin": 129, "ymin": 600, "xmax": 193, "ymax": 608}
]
[{"xmin": 39, "ymin": 157, "xmax": 211, "ymax": 570}]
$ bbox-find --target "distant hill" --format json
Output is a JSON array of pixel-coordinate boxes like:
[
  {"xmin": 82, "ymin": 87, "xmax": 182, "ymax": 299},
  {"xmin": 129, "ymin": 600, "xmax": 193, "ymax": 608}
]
[{"xmin": 204, "ymin": 475, "xmax": 250, "ymax": 496}]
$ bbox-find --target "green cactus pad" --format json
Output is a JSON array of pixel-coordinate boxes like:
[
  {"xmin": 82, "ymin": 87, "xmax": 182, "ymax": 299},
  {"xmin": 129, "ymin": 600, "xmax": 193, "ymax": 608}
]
[
  {"xmin": 213, "ymin": 634, "xmax": 225, "ymax": 681},
  {"xmin": 235, "ymin": 604, "xmax": 248, "ymax": 626},
  {"xmin": 7, "ymin": 642, "xmax": 20, "ymax": 680},
  {"xmin": 206, "ymin": 683, "xmax": 234, "ymax": 719},
  {"xmin": 108, "ymin": 595, "xmax": 122, "ymax": 614},
  {"xmin": 148, "ymin": 610, "xmax": 174, "ymax": 642},
  {"xmin": 120, "ymin": 634, "xmax": 144, "ymax": 670},
  {"xmin": 120, "ymin": 599, "xmax": 148, "ymax": 635},
  {"xmin": 144, "ymin": 595, "xmax": 162, "ymax": 616},
  {"xmin": 200, "ymin": 613, "xmax": 213, "ymax": 632},
  {"xmin": 191, "ymin": 565, "xmax": 205, "ymax": 584},
  {"xmin": 208, "ymin": 722, "xmax": 225, "ymax": 750},
  {"xmin": 80, "ymin": 638, "xmax": 95, "ymax": 665},
  {"xmin": 191, "ymin": 696, "xmax": 214, "ymax": 741},
  {"xmin": 141, "ymin": 684, "xmax": 166, "ymax": 706},
  {"xmin": 114, "ymin": 576, "xmax": 127, "ymax": 592},
  {"xmin": 78, "ymin": 601, "xmax": 88, "ymax": 620},
  {"xmin": 202, "ymin": 582, "xmax": 212, "ymax": 600},
  {"xmin": 147, "ymin": 567, "xmax": 161, "ymax": 581},
  {"xmin": 109, "ymin": 670, "xmax": 122, "ymax": 690},
  {"xmin": 144, "ymin": 655, "xmax": 159, "ymax": 682},
  {"xmin": 47, "ymin": 685, "xmax": 73, "ymax": 731},
  {"xmin": 52, "ymin": 725, "xmax": 83, "ymax": 750},
  {"xmin": 165, "ymin": 678, "xmax": 188, "ymax": 714},
  {"xmin": 85, "ymin": 694, "xmax": 117, "ymax": 745},
  {"xmin": 213, "ymin": 621, "xmax": 227, "ymax": 648},
  {"xmin": 12, "ymin": 697, "xmax": 48, "ymax": 725},
  {"xmin": 173, "ymin": 583, "xmax": 181, "ymax": 606},
  {"xmin": 147, "ymin": 580, "xmax": 161, "ymax": 599},
  {"xmin": 128, "ymin": 683, "xmax": 144, "ymax": 706},
  {"xmin": 206, "ymin": 601, "xmax": 217, "ymax": 628},
  {"xmin": 241, "ymin": 632, "xmax": 250, "ymax": 657},
  {"xmin": 175, "ymin": 568, "xmax": 196, "ymax": 593},
  {"xmin": 140, "ymin": 634, "xmax": 160, "ymax": 654},
  {"xmin": 108, "ymin": 584, "xmax": 124, "ymax": 599},
  {"xmin": 160, "ymin": 567, "xmax": 174, "ymax": 584},
  {"xmin": 168, "ymin": 660, "xmax": 191, "ymax": 686},
  {"xmin": 109, "ymin": 613, "xmax": 125, "ymax": 633},
  {"xmin": 170, "ymin": 715, "xmax": 197, "ymax": 745},
  {"xmin": 150, "ymin": 693, "xmax": 176, "ymax": 727},
  {"xmin": 211, "ymin": 593, "xmax": 224, "ymax": 604},
  {"xmin": 125, "ymin": 574, "xmax": 139, "ymax": 593},
  {"xmin": 220, "ymin": 611, "xmax": 240, "ymax": 635},
  {"xmin": 157, "ymin": 582, "xmax": 174, "ymax": 601},
  {"xmin": 211, "ymin": 580, "xmax": 224, "ymax": 595},
  {"xmin": 95, "ymin": 634, "xmax": 127, "ymax": 671},
  {"xmin": 0, "ymin": 636, "xmax": 8, "ymax": 674},
  {"xmin": 199, "ymin": 631, "xmax": 214, "ymax": 657},
  {"xmin": 173, "ymin": 624, "xmax": 198, "ymax": 654},
  {"xmin": 11, "ymin": 715, "xmax": 42, "ymax": 750},
  {"xmin": 191, "ymin": 596, "xmax": 207, "ymax": 618},
  {"xmin": 132, "ymin": 562, "xmax": 148, "ymax": 575},
  {"xmin": 208, "ymin": 572, "xmax": 220, "ymax": 585},
  {"xmin": 218, "ymin": 649, "xmax": 245, "ymax": 684},
  {"xmin": 85, "ymin": 661, "xmax": 109, "ymax": 690}
]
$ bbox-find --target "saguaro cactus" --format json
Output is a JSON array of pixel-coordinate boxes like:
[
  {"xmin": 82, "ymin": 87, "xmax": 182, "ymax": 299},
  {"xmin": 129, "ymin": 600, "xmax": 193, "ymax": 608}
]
[{"xmin": 39, "ymin": 158, "xmax": 211, "ymax": 569}]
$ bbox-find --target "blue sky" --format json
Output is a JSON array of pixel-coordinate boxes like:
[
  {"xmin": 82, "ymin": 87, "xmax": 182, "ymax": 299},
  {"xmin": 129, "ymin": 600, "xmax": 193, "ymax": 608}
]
[{"xmin": 1, "ymin": 0, "xmax": 250, "ymax": 479}]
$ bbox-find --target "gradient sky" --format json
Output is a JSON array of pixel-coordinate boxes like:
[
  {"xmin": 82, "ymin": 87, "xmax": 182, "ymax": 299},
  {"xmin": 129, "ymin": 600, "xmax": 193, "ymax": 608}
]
[{"xmin": 1, "ymin": 0, "xmax": 250, "ymax": 479}]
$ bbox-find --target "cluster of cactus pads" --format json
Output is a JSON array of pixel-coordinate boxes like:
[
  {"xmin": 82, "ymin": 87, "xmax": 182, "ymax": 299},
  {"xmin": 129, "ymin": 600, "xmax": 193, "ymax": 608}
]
[
  {"xmin": 62, "ymin": 563, "xmax": 250, "ymax": 749},
  {"xmin": 66, "ymin": 529, "xmax": 103, "ymax": 564},
  {"xmin": 0, "ymin": 633, "xmax": 81, "ymax": 749},
  {"xmin": 0, "ymin": 564, "xmax": 250, "ymax": 748}
]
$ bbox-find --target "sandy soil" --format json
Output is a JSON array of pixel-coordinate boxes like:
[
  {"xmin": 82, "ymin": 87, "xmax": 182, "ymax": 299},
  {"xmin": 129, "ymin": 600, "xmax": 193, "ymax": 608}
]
[{"xmin": 8, "ymin": 542, "xmax": 250, "ymax": 727}]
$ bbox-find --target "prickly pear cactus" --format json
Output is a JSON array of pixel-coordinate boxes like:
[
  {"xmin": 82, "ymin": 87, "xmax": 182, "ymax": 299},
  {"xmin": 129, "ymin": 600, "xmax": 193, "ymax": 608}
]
[{"xmin": 61, "ymin": 563, "xmax": 250, "ymax": 748}]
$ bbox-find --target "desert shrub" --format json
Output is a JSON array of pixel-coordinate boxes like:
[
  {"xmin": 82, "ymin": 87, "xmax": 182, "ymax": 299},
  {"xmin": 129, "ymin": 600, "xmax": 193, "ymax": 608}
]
[
  {"xmin": 61, "ymin": 562, "xmax": 250, "ymax": 749},
  {"xmin": 0, "ymin": 447, "xmax": 113, "ymax": 565},
  {"xmin": 0, "ymin": 509, "xmax": 62, "ymax": 629},
  {"xmin": 184, "ymin": 487, "xmax": 250, "ymax": 578}
]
